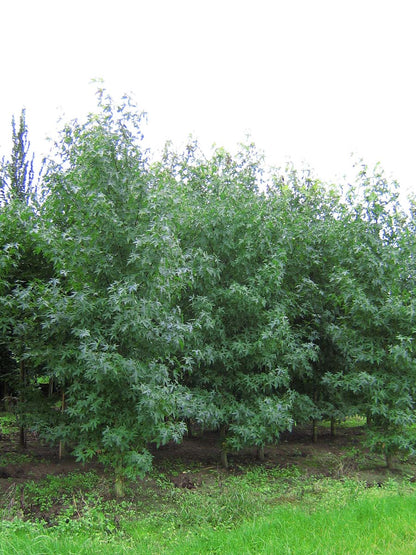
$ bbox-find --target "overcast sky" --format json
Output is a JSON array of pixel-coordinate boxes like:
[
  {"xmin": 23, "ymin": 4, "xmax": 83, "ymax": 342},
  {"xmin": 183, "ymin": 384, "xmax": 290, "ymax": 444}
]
[{"xmin": 1, "ymin": 0, "xmax": 415, "ymax": 197}]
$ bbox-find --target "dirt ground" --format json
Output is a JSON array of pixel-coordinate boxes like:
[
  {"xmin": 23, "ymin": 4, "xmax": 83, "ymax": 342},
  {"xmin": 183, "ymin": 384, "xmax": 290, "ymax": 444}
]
[
  {"xmin": 2, "ymin": 420, "xmax": 416, "ymax": 525},
  {"xmin": 0, "ymin": 421, "xmax": 404, "ymax": 491}
]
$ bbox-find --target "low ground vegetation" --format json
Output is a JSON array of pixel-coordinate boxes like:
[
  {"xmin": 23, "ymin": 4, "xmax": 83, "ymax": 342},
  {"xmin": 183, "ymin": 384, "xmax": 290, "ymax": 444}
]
[{"xmin": 1, "ymin": 414, "xmax": 416, "ymax": 553}]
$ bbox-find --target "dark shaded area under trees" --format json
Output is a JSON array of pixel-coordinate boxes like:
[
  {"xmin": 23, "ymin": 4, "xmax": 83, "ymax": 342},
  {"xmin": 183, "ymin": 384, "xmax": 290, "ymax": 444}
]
[{"xmin": 1, "ymin": 90, "xmax": 416, "ymax": 493}]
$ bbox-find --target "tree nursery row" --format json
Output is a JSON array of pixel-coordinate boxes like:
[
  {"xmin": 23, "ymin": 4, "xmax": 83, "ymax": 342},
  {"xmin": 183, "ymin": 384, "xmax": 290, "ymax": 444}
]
[{"xmin": 1, "ymin": 91, "xmax": 416, "ymax": 486}]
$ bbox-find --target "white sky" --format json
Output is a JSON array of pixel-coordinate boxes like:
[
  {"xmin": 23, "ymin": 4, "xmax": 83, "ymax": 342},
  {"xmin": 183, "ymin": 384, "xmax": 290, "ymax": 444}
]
[{"xmin": 1, "ymin": 0, "xmax": 415, "ymax": 197}]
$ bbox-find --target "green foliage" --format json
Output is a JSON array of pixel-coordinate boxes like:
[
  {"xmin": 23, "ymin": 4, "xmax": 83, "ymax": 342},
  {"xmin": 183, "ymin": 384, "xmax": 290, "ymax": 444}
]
[
  {"xmin": 15, "ymin": 472, "xmax": 101, "ymax": 514},
  {"xmin": 320, "ymin": 167, "xmax": 416, "ymax": 461},
  {"xmin": 0, "ymin": 412, "xmax": 18, "ymax": 435},
  {"xmin": 0, "ymin": 109, "xmax": 35, "ymax": 205},
  {"xmin": 1, "ymin": 88, "xmax": 415, "ymax": 480},
  {"xmin": 155, "ymin": 145, "xmax": 309, "ymax": 450}
]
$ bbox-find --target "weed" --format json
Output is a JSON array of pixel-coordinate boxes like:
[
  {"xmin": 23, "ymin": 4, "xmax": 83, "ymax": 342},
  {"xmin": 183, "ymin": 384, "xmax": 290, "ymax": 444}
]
[
  {"xmin": 2, "ymin": 468, "xmax": 416, "ymax": 554},
  {"xmin": 2, "ymin": 416, "xmax": 416, "ymax": 553},
  {"xmin": 1, "ymin": 471, "xmax": 103, "ymax": 522},
  {"xmin": 0, "ymin": 452, "xmax": 36, "ymax": 465},
  {"xmin": 0, "ymin": 413, "xmax": 18, "ymax": 436}
]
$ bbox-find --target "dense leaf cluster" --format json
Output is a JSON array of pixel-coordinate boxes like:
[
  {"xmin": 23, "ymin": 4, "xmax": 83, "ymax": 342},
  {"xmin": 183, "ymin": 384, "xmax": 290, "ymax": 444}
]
[{"xmin": 1, "ymin": 91, "xmax": 416, "ymax": 479}]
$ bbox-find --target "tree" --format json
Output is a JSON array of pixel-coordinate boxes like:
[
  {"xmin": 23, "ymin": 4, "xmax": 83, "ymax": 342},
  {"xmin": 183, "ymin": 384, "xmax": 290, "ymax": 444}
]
[
  {"xmin": 0, "ymin": 110, "xmax": 48, "ymax": 441},
  {"xmin": 263, "ymin": 168, "xmax": 351, "ymax": 440},
  {"xmin": 0, "ymin": 195, "xmax": 54, "ymax": 444},
  {"xmin": 12, "ymin": 90, "xmax": 198, "ymax": 493},
  {"xmin": 0, "ymin": 109, "xmax": 35, "ymax": 205},
  {"xmin": 2, "ymin": 88, "xmax": 415, "ymax": 482},
  {"xmin": 323, "ymin": 165, "xmax": 416, "ymax": 466},
  {"xmin": 154, "ymin": 143, "xmax": 313, "ymax": 464}
]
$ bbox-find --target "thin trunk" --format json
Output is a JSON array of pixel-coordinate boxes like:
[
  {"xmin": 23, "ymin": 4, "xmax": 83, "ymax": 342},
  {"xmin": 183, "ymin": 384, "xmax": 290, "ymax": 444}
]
[
  {"xmin": 1, "ymin": 381, "xmax": 7, "ymax": 409},
  {"xmin": 19, "ymin": 361, "xmax": 26, "ymax": 448},
  {"xmin": 330, "ymin": 417, "xmax": 336, "ymax": 438},
  {"xmin": 385, "ymin": 451, "xmax": 393, "ymax": 470},
  {"xmin": 220, "ymin": 449, "xmax": 228, "ymax": 469},
  {"xmin": 58, "ymin": 391, "xmax": 65, "ymax": 460},
  {"xmin": 19, "ymin": 424, "xmax": 26, "ymax": 448},
  {"xmin": 220, "ymin": 424, "xmax": 229, "ymax": 469},
  {"xmin": 312, "ymin": 419, "xmax": 318, "ymax": 443},
  {"xmin": 115, "ymin": 471, "xmax": 126, "ymax": 498},
  {"xmin": 312, "ymin": 390, "xmax": 318, "ymax": 443},
  {"xmin": 257, "ymin": 445, "xmax": 265, "ymax": 461},
  {"xmin": 48, "ymin": 377, "xmax": 54, "ymax": 397}
]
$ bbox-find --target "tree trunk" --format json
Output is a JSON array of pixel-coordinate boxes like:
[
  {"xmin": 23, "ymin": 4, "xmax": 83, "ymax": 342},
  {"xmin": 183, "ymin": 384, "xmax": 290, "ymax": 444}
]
[
  {"xmin": 115, "ymin": 472, "xmax": 126, "ymax": 498},
  {"xmin": 220, "ymin": 449, "xmax": 229, "ymax": 469},
  {"xmin": 58, "ymin": 391, "xmax": 66, "ymax": 460},
  {"xmin": 385, "ymin": 451, "xmax": 393, "ymax": 470},
  {"xmin": 19, "ymin": 425, "xmax": 26, "ymax": 448},
  {"xmin": 312, "ymin": 419, "xmax": 318, "ymax": 443},
  {"xmin": 312, "ymin": 390, "xmax": 318, "ymax": 443},
  {"xmin": 1, "ymin": 381, "xmax": 8, "ymax": 410},
  {"xmin": 257, "ymin": 445, "xmax": 265, "ymax": 461},
  {"xmin": 220, "ymin": 424, "xmax": 229, "ymax": 469},
  {"xmin": 19, "ymin": 361, "xmax": 26, "ymax": 448},
  {"xmin": 330, "ymin": 417, "xmax": 336, "ymax": 438},
  {"xmin": 48, "ymin": 377, "xmax": 54, "ymax": 397}
]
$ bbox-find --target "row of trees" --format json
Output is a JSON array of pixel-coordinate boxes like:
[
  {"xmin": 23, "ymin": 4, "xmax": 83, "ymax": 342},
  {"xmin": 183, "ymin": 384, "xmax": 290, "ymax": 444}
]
[{"xmin": 1, "ymin": 91, "xmax": 416, "ymax": 491}]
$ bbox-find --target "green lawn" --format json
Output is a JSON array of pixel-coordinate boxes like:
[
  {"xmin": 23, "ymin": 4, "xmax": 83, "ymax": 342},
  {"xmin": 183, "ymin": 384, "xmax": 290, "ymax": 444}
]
[{"xmin": 2, "ymin": 478, "xmax": 416, "ymax": 554}]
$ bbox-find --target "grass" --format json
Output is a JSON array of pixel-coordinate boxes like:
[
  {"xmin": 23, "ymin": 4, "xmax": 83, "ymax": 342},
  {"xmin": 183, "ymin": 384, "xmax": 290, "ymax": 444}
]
[
  {"xmin": 2, "ymin": 414, "xmax": 416, "ymax": 553},
  {"xmin": 1, "ymin": 483, "xmax": 416, "ymax": 554},
  {"xmin": 0, "ymin": 451, "xmax": 36, "ymax": 465},
  {"xmin": 1, "ymin": 468, "xmax": 416, "ymax": 554},
  {"xmin": 158, "ymin": 492, "xmax": 416, "ymax": 554},
  {"xmin": 321, "ymin": 415, "xmax": 367, "ymax": 429},
  {"xmin": 0, "ymin": 412, "xmax": 18, "ymax": 436}
]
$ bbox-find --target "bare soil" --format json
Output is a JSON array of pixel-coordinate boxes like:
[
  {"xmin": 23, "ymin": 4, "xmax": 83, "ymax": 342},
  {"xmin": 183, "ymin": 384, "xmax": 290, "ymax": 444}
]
[
  {"xmin": 1, "ymin": 420, "xmax": 415, "ymax": 523},
  {"xmin": 0, "ymin": 423, "xmax": 409, "ymax": 486}
]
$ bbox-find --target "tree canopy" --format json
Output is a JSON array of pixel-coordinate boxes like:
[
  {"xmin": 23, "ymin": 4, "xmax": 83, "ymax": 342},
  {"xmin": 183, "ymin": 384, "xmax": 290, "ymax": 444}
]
[{"xmin": 1, "ymin": 90, "xmax": 415, "ymax": 489}]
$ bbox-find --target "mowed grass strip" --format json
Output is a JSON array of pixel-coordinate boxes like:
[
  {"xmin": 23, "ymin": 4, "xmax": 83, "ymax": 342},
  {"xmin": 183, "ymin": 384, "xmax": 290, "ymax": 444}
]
[
  {"xmin": 154, "ymin": 492, "xmax": 416, "ymax": 554},
  {"xmin": 0, "ymin": 467, "xmax": 416, "ymax": 555},
  {"xmin": 1, "ymin": 482, "xmax": 416, "ymax": 554}
]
